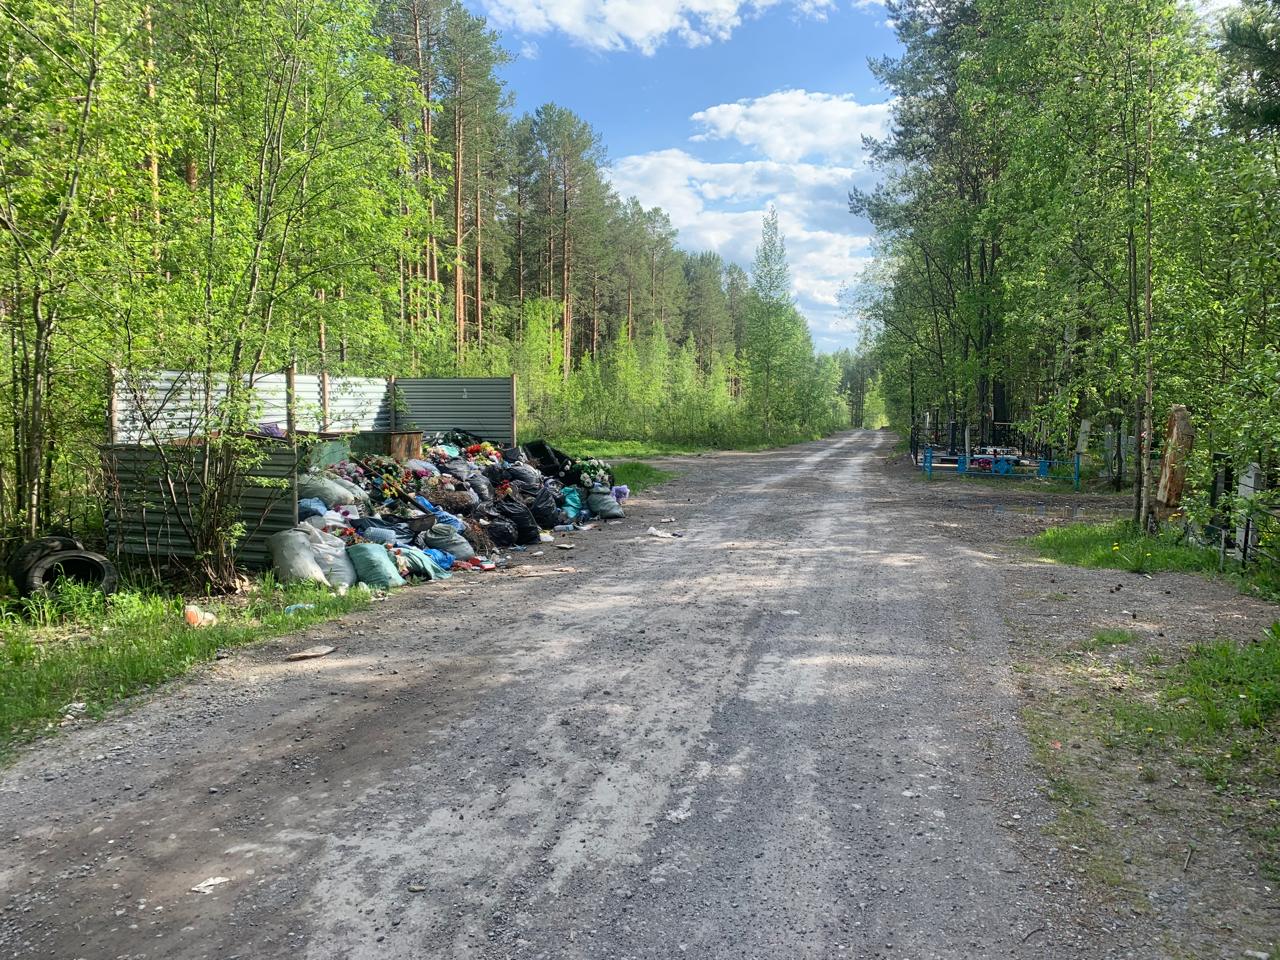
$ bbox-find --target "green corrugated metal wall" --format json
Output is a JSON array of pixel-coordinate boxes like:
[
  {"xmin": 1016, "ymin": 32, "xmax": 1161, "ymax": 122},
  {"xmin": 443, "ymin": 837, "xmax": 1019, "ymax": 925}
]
[
  {"xmin": 396, "ymin": 377, "xmax": 516, "ymax": 446},
  {"xmin": 104, "ymin": 444, "xmax": 299, "ymax": 569}
]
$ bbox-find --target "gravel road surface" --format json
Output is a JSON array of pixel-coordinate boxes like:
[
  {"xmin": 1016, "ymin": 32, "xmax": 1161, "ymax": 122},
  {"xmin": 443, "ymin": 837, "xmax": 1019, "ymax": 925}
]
[{"xmin": 1, "ymin": 431, "xmax": 1126, "ymax": 959}]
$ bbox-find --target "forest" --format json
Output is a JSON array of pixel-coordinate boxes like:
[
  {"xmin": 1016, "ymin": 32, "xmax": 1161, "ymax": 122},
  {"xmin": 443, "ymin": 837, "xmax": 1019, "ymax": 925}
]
[
  {"xmin": 0, "ymin": 0, "xmax": 855, "ymax": 543},
  {"xmin": 854, "ymin": 0, "xmax": 1280, "ymax": 527}
]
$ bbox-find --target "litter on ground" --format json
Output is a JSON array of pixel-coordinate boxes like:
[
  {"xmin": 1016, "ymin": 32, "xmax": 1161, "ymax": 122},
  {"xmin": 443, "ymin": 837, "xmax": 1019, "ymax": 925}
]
[
  {"xmin": 646, "ymin": 526, "xmax": 682, "ymax": 539},
  {"xmin": 287, "ymin": 645, "xmax": 336, "ymax": 661},
  {"xmin": 269, "ymin": 435, "xmax": 626, "ymax": 594}
]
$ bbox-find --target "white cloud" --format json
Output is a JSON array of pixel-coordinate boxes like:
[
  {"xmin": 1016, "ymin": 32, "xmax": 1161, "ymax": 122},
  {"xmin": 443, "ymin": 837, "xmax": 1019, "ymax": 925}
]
[
  {"xmin": 476, "ymin": 0, "xmax": 834, "ymax": 55},
  {"xmin": 691, "ymin": 89, "xmax": 892, "ymax": 163},
  {"xmin": 518, "ymin": 39, "xmax": 540, "ymax": 60},
  {"xmin": 608, "ymin": 146, "xmax": 877, "ymax": 345}
]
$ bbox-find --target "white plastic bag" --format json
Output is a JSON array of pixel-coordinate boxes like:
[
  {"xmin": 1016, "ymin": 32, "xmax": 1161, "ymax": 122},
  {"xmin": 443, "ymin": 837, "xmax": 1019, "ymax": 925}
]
[
  {"xmin": 328, "ymin": 474, "xmax": 371, "ymax": 504},
  {"xmin": 268, "ymin": 529, "xmax": 329, "ymax": 586},
  {"xmin": 297, "ymin": 471, "xmax": 356, "ymax": 506},
  {"xmin": 310, "ymin": 534, "xmax": 357, "ymax": 589}
]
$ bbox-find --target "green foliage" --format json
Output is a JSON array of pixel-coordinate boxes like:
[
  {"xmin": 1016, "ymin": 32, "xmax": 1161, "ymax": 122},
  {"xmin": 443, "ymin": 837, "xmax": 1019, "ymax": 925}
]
[
  {"xmin": 0, "ymin": 0, "xmax": 854, "ymax": 584},
  {"xmin": 1107, "ymin": 625, "xmax": 1280, "ymax": 791},
  {"xmin": 858, "ymin": 0, "xmax": 1280, "ymax": 535},
  {"xmin": 610, "ymin": 462, "xmax": 676, "ymax": 493},
  {"xmin": 1034, "ymin": 521, "xmax": 1221, "ymax": 575},
  {"xmin": 0, "ymin": 581, "xmax": 369, "ymax": 756},
  {"xmin": 1085, "ymin": 628, "xmax": 1140, "ymax": 650}
]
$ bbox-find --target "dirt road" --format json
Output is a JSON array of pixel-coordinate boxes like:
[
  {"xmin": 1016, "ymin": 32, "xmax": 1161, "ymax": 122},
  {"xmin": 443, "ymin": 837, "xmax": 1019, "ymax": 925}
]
[{"xmin": 2, "ymin": 431, "xmax": 1133, "ymax": 958}]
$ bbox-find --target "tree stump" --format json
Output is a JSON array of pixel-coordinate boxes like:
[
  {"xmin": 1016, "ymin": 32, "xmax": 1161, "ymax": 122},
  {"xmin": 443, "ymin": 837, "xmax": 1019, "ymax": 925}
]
[{"xmin": 1157, "ymin": 404, "xmax": 1194, "ymax": 510}]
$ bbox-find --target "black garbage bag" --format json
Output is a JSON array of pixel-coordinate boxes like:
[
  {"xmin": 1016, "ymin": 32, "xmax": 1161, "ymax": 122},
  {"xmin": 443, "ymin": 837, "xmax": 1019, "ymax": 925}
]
[
  {"xmin": 507, "ymin": 461, "xmax": 544, "ymax": 487},
  {"xmin": 525, "ymin": 439, "xmax": 570, "ymax": 476},
  {"xmin": 525, "ymin": 439, "xmax": 589, "ymax": 486},
  {"xmin": 492, "ymin": 497, "xmax": 541, "ymax": 544},
  {"xmin": 440, "ymin": 458, "xmax": 475, "ymax": 481},
  {"xmin": 502, "ymin": 446, "xmax": 526, "ymax": 463},
  {"xmin": 480, "ymin": 515, "xmax": 517, "ymax": 547},
  {"xmin": 526, "ymin": 485, "xmax": 567, "ymax": 529},
  {"xmin": 468, "ymin": 474, "xmax": 495, "ymax": 503},
  {"xmin": 426, "ymin": 428, "xmax": 487, "ymax": 449}
]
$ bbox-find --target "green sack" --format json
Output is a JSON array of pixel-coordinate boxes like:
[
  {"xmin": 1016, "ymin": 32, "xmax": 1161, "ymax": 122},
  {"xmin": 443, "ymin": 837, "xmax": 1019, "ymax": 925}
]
[
  {"xmin": 395, "ymin": 546, "xmax": 452, "ymax": 581},
  {"xmin": 346, "ymin": 542, "xmax": 407, "ymax": 589},
  {"xmin": 586, "ymin": 489, "xmax": 624, "ymax": 520}
]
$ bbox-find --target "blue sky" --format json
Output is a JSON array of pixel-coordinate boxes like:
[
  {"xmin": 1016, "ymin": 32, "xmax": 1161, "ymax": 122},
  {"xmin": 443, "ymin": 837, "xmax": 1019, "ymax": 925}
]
[{"xmin": 465, "ymin": 0, "xmax": 901, "ymax": 352}]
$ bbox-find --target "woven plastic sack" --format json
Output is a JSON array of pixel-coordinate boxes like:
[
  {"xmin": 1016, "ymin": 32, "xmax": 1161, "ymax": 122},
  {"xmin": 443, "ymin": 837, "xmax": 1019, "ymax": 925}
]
[
  {"xmin": 346, "ymin": 543, "xmax": 406, "ymax": 589},
  {"xmin": 268, "ymin": 530, "xmax": 329, "ymax": 586},
  {"xmin": 328, "ymin": 474, "xmax": 371, "ymax": 504},
  {"xmin": 586, "ymin": 489, "xmax": 624, "ymax": 520},
  {"xmin": 297, "ymin": 472, "xmax": 356, "ymax": 507},
  {"xmin": 421, "ymin": 523, "xmax": 476, "ymax": 561},
  {"xmin": 309, "ymin": 533, "xmax": 356, "ymax": 589}
]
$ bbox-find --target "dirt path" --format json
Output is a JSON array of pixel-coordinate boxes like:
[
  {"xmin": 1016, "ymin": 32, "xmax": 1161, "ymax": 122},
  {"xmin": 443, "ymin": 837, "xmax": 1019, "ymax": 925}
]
[{"xmin": 1, "ymin": 431, "xmax": 1167, "ymax": 959}]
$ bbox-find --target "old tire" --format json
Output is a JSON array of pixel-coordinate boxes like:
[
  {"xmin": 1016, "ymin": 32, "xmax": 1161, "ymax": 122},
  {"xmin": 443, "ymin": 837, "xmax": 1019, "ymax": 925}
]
[
  {"xmin": 20, "ymin": 549, "xmax": 119, "ymax": 598},
  {"xmin": 7, "ymin": 536, "xmax": 83, "ymax": 586}
]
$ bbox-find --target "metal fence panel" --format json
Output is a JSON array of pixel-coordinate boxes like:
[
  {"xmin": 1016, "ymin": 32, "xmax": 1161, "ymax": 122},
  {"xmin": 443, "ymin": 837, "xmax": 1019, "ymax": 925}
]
[
  {"xmin": 396, "ymin": 377, "xmax": 516, "ymax": 446},
  {"xmin": 104, "ymin": 444, "xmax": 298, "ymax": 569},
  {"xmin": 111, "ymin": 371, "xmax": 394, "ymax": 440}
]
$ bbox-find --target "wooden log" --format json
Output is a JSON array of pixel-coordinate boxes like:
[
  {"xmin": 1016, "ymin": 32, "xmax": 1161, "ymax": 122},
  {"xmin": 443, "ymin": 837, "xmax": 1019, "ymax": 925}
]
[{"xmin": 1157, "ymin": 404, "xmax": 1194, "ymax": 508}]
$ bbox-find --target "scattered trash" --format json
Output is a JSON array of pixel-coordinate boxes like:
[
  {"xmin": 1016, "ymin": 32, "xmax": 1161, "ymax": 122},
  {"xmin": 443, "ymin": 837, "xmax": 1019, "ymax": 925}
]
[
  {"xmin": 780, "ymin": 609, "xmax": 800, "ymax": 616},
  {"xmin": 61, "ymin": 702, "xmax": 87, "ymax": 717},
  {"xmin": 191, "ymin": 877, "xmax": 231, "ymax": 894},
  {"xmin": 531, "ymin": 550, "xmax": 545, "ymax": 557},
  {"xmin": 286, "ymin": 645, "xmax": 335, "ymax": 661},
  {"xmin": 183, "ymin": 604, "xmax": 218, "ymax": 628},
  {"xmin": 645, "ymin": 526, "xmax": 682, "ymax": 539},
  {"xmin": 407, "ymin": 883, "xmax": 427, "ymax": 893},
  {"xmin": 266, "ymin": 437, "xmax": 627, "ymax": 594},
  {"xmin": 659, "ymin": 517, "xmax": 676, "ymax": 523},
  {"xmin": 283, "ymin": 603, "xmax": 316, "ymax": 615}
]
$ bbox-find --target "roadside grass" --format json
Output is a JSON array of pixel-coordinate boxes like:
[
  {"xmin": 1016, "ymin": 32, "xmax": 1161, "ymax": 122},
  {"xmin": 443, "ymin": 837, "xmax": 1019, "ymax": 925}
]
[
  {"xmin": 1083, "ymin": 627, "xmax": 1139, "ymax": 650},
  {"xmin": 548, "ymin": 438, "xmax": 720, "ymax": 459},
  {"xmin": 1032, "ymin": 520, "xmax": 1280, "ymax": 600},
  {"xmin": 1107, "ymin": 625, "xmax": 1280, "ymax": 795},
  {"xmin": 611, "ymin": 461, "xmax": 676, "ymax": 493},
  {"xmin": 546, "ymin": 428, "xmax": 838, "ymax": 461},
  {"xmin": 1024, "ymin": 621, "xmax": 1280, "ymax": 890},
  {"xmin": 0, "ymin": 578, "xmax": 369, "ymax": 759},
  {"xmin": 1034, "ymin": 520, "xmax": 1219, "ymax": 575}
]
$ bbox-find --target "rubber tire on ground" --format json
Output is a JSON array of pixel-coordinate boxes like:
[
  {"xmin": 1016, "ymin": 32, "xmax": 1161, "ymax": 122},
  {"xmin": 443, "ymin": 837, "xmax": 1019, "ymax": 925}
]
[
  {"xmin": 7, "ymin": 535, "xmax": 83, "ymax": 586},
  {"xmin": 20, "ymin": 549, "xmax": 119, "ymax": 598}
]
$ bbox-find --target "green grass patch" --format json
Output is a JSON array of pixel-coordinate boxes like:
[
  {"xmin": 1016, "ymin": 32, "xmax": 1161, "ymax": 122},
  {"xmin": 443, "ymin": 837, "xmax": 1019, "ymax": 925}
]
[
  {"xmin": 1085, "ymin": 628, "xmax": 1140, "ymax": 650},
  {"xmin": 1113, "ymin": 627, "xmax": 1280, "ymax": 770},
  {"xmin": 1033, "ymin": 520, "xmax": 1222, "ymax": 575},
  {"xmin": 546, "ymin": 437, "xmax": 747, "ymax": 459},
  {"xmin": 1032, "ymin": 520, "xmax": 1280, "ymax": 599},
  {"xmin": 611, "ymin": 461, "xmax": 676, "ymax": 493},
  {"xmin": 0, "ymin": 579, "xmax": 369, "ymax": 759}
]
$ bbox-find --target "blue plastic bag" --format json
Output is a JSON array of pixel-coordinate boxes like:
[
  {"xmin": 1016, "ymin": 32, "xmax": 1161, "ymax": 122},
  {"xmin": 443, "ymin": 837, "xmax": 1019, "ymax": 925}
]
[
  {"xmin": 298, "ymin": 497, "xmax": 328, "ymax": 521},
  {"xmin": 396, "ymin": 546, "xmax": 452, "ymax": 580},
  {"xmin": 412, "ymin": 495, "xmax": 466, "ymax": 532}
]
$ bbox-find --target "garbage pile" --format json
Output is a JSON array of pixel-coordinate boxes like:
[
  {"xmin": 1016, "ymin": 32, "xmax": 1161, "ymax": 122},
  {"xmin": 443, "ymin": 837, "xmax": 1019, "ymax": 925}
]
[{"xmin": 267, "ymin": 433, "xmax": 629, "ymax": 591}]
